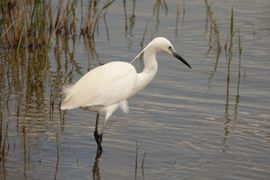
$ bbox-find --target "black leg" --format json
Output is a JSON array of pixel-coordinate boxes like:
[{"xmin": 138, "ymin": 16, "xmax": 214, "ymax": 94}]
[
  {"xmin": 93, "ymin": 113, "xmax": 103, "ymax": 157},
  {"xmin": 94, "ymin": 113, "xmax": 102, "ymax": 144}
]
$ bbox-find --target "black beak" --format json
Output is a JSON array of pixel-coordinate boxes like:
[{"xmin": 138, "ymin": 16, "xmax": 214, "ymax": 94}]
[{"xmin": 172, "ymin": 52, "xmax": 192, "ymax": 69}]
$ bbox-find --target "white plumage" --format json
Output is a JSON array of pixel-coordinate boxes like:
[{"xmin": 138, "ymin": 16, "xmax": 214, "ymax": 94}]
[
  {"xmin": 61, "ymin": 62, "xmax": 136, "ymax": 110},
  {"xmin": 60, "ymin": 37, "xmax": 191, "ymax": 154}
]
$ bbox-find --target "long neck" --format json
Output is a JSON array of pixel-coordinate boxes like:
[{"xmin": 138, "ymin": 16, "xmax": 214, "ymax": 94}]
[{"xmin": 131, "ymin": 47, "xmax": 158, "ymax": 95}]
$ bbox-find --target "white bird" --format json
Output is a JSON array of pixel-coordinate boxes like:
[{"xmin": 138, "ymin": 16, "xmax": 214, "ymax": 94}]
[{"xmin": 61, "ymin": 37, "xmax": 191, "ymax": 156}]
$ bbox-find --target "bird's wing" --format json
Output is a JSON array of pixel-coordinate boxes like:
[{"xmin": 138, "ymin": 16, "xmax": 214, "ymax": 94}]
[{"xmin": 61, "ymin": 61, "xmax": 137, "ymax": 110}]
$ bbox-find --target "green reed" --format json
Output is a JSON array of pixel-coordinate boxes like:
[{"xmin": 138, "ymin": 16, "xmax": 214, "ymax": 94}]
[
  {"xmin": 203, "ymin": 3, "xmax": 243, "ymax": 120},
  {"xmin": 234, "ymin": 30, "xmax": 243, "ymax": 118},
  {"xmin": 225, "ymin": 8, "xmax": 235, "ymax": 115},
  {"xmin": 204, "ymin": 0, "xmax": 221, "ymax": 69}
]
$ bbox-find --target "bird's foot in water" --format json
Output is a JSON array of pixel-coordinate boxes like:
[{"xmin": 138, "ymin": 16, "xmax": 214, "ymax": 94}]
[
  {"xmin": 95, "ymin": 145, "xmax": 103, "ymax": 159},
  {"xmin": 94, "ymin": 131, "xmax": 103, "ymax": 144},
  {"xmin": 94, "ymin": 131, "xmax": 103, "ymax": 158}
]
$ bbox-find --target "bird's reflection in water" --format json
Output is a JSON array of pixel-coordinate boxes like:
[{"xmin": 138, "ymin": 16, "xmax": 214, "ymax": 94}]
[{"xmin": 92, "ymin": 148, "xmax": 102, "ymax": 180}]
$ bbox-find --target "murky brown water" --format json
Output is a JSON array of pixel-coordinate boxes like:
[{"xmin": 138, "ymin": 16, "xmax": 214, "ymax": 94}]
[{"xmin": 1, "ymin": 0, "xmax": 270, "ymax": 179}]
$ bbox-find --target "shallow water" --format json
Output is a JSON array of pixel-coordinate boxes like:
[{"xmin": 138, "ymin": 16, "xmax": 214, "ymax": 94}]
[{"xmin": 1, "ymin": 0, "xmax": 270, "ymax": 179}]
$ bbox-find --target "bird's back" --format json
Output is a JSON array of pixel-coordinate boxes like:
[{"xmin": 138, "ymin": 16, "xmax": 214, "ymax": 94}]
[{"xmin": 61, "ymin": 61, "xmax": 137, "ymax": 110}]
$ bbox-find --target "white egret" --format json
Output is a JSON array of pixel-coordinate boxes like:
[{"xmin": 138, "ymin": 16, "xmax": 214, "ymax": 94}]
[{"xmin": 61, "ymin": 37, "xmax": 191, "ymax": 156}]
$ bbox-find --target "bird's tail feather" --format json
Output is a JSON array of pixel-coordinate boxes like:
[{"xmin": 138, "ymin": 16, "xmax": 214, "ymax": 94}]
[{"xmin": 60, "ymin": 85, "xmax": 76, "ymax": 110}]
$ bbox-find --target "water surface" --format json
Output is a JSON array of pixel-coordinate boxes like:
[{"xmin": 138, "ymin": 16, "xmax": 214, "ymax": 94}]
[{"xmin": 1, "ymin": 0, "xmax": 270, "ymax": 179}]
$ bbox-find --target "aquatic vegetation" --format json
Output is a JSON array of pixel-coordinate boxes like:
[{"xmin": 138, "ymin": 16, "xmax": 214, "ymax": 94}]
[
  {"xmin": 153, "ymin": 0, "xmax": 168, "ymax": 29},
  {"xmin": 0, "ymin": 113, "xmax": 9, "ymax": 164},
  {"xmin": 2, "ymin": 1, "xmax": 269, "ymax": 180},
  {"xmin": 0, "ymin": 0, "xmax": 115, "ymax": 52},
  {"xmin": 204, "ymin": 0, "xmax": 222, "ymax": 70},
  {"xmin": 135, "ymin": 141, "xmax": 147, "ymax": 180},
  {"xmin": 204, "ymin": 3, "xmax": 244, "ymax": 136}
]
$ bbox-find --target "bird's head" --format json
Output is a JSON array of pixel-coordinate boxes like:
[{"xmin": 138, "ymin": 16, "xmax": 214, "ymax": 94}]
[
  {"xmin": 131, "ymin": 37, "xmax": 191, "ymax": 69},
  {"xmin": 151, "ymin": 37, "xmax": 192, "ymax": 69}
]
